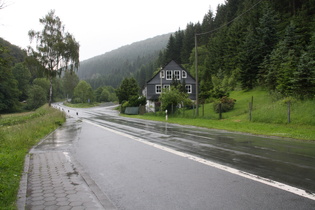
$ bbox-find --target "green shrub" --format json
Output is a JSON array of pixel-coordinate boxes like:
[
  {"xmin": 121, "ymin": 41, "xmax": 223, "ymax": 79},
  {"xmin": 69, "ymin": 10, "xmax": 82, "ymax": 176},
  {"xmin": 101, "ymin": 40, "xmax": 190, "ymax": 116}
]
[
  {"xmin": 213, "ymin": 96, "xmax": 236, "ymax": 113},
  {"xmin": 26, "ymin": 85, "xmax": 47, "ymax": 110}
]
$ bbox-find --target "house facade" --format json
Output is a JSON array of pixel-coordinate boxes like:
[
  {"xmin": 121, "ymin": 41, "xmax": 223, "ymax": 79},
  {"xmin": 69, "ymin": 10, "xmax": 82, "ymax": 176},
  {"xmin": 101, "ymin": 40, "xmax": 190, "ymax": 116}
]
[{"xmin": 144, "ymin": 60, "xmax": 196, "ymax": 112}]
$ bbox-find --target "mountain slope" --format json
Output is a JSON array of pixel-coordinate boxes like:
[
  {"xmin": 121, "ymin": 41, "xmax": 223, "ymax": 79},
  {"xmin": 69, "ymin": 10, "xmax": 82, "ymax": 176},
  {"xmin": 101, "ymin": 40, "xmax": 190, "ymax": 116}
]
[{"xmin": 77, "ymin": 33, "xmax": 171, "ymax": 88}]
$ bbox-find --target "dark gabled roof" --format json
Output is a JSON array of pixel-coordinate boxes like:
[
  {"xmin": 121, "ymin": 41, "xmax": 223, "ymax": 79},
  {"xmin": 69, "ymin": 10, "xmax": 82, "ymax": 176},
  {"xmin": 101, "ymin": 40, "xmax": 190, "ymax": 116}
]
[{"xmin": 146, "ymin": 60, "xmax": 196, "ymax": 84}]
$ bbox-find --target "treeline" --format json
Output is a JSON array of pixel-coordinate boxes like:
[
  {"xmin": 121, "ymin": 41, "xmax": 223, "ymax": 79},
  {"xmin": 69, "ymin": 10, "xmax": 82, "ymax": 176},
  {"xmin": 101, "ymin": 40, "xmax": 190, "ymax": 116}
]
[
  {"xmin": 77, "ymin": 33, "xmax": 171, "ymax": 89},
  {"xmin": 158, "ymin": 0, "xmax": 315, "ymax": 100},
  {"xmin": 0, "ymin": 39, "xmax": 80, "ymax": 113}
]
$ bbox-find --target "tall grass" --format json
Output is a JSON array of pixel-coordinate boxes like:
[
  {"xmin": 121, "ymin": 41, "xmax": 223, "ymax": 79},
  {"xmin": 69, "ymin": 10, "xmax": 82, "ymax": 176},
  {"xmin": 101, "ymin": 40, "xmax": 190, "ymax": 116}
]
[
  {"xmin": 171, "ymin": 89, "xmax": 315, "ymax": 126},
  {"xmin": 0, "ymin": 105, "xmax": 65, "ymax": 209}
]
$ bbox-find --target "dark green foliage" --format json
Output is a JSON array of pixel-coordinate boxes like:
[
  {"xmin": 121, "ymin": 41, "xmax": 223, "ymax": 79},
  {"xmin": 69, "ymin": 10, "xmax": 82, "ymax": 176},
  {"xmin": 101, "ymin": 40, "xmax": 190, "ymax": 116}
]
[
  {"xmin": 159, "ymin": 87, "xmax": 192, "ymax": 112},
  {"xmin": 73, "ymin": 80, "xmax": 94, "ymax": 103},
  {"xmin": 33, "ymin": 78, "xmax": 50, "ymax": 101},
  {"xmin": 26, "ymin": 85, "xmax": 47, "ymax": 110},
  {"xmin": 62, "ymin": 71, "xmax": 79, "ymax": 99},
  {"xmin": 159, "ymin": 0, "xmax": 315, "ymax": 100},
  {"xmin": 213, "ymin": 96, "xmax": 236, "ymax": 113},
  {"xmin": 128, "ymin": 95, "xmax": 147, "ymax": 107},
  {"xmin": 0, "ymin": 46, "xmax": 20, "ymax": 113},
  {"xmin": 0, "ymin": 66, "xmax": 20, "ymax": 113},
  {"xmin": 12, "ymin": 63, "xmax": 31, "ymax": 101},
  {"xmin": 291, "ymin": 33, "xmax": 315, "ymax": 99},
  {"xmin": 116, "ymin": 77, "xmax": 140, "ymax": 104},
  {"xmin": 94, "ymin": 86, "xmax": 117, "ymax": 102},
  {"xmin": 0, "ymin": 38, "xmax": 26, "ymax": 66}
]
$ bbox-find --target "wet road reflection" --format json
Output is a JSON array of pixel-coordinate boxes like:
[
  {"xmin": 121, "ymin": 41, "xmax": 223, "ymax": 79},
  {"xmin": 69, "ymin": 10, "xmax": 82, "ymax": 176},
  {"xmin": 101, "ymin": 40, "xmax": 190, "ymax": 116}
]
[
  {"xmin": 60, "ymin": 104, "xmax": 315, "ymax": 195},
  {"xmin": 32, "ymin": 117, "xmax": 82, "ymax": 152}
]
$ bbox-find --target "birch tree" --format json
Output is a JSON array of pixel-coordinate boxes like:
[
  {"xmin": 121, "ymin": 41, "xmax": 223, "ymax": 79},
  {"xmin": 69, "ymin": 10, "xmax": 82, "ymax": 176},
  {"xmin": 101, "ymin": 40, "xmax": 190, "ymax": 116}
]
[{"xmin": 28, "ymin": 10, "xmax": 80, "ymax": 106}]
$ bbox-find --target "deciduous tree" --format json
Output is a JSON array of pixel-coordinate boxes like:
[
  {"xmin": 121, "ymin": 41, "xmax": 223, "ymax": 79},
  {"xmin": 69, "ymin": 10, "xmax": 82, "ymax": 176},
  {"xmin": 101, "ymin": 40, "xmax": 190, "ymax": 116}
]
[
  {"xmin": 73, "ymin": 80, "xmax": 94, "ymax": 103},
  {"xmin": 28, "ymin": 10, "xmax": 80, "ymax": 106}
]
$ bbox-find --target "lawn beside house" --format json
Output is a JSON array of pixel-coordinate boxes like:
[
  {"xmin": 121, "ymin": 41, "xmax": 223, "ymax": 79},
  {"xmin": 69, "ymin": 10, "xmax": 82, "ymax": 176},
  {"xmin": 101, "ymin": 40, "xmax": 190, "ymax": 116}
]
[{"xmin": 123, "ymin": 89, "xmax": 315, "ymax": 141}]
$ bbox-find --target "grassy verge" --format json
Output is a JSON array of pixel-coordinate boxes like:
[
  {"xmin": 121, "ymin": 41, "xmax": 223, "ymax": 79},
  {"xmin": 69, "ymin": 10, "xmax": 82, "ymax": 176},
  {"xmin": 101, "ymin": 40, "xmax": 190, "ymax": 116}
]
[
  {"xmin": 126, "ymin": 114, "xmax": 315, "ymax": 140},
  {"xmin": 0, "ymin": 105, "xmax": 66, "ymax": 209},
  {"xmin": 123, "ymin": 89, "xmax": 315, "ymax": 141},
  {"xmin": 63, "ymin": 102, "xmax": 99, "ymax": 108}
]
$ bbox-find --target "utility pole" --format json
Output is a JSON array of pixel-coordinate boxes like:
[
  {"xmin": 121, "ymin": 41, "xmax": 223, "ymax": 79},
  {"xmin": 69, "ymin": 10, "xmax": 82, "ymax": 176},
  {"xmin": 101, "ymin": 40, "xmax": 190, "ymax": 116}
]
[{"xmin": 195, "ymin": 34, "xmax": 199, "ymax": 117}]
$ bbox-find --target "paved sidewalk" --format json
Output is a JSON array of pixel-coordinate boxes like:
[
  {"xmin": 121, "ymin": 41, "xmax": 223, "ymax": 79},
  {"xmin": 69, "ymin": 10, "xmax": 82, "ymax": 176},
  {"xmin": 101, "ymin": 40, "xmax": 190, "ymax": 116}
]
[
  {"xmin": 17, "ymin": 116, "xmax": 116, "ymax": 210},
  {"xmin": 24, "ymin": 152, "xmax": 104, "ymax": 210}
]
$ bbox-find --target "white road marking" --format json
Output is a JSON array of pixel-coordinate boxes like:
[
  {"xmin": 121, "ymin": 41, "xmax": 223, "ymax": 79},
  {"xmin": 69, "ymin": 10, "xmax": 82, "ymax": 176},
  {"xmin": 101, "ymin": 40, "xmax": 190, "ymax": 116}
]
[{"xmin": 84, "ymin": 120, "xmax": 315, "ymax": 201}]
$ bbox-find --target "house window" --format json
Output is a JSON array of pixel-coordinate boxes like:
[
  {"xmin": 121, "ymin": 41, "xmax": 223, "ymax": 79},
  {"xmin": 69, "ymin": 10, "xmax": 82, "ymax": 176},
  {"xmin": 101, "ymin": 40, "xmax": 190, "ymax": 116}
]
[
  {"xmin": 163, "ymin": 85, "xmax": 170, "ymax": 90},
  {"xmin": 160, "ymin": 70, "xmax": 165, "ymax": 78},
  {"xmin": 166, "ymin": 70, "xmax": 172, "ymax": 80},
  {"xmin": 182, "ymin": 70, "xmax": 187, "ymax": 78},
  {"xmin": 174, "ymin": 70, "xmax": 180, "ymax": 80},
  {"xmin": 185, "ymin": 85, "xmax": 192, "ymax": 93},
  {"xmin": 156, "ymin": 85, "xmax": 162, "ymax": 94}
]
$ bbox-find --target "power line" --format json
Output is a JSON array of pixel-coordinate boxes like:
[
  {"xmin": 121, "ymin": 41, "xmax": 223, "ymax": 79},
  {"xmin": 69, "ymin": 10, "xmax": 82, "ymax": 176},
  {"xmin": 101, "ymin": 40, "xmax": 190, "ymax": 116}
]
[{"xmin": 196, "ymin": 0, "xmax": 264, "ymax": 36}]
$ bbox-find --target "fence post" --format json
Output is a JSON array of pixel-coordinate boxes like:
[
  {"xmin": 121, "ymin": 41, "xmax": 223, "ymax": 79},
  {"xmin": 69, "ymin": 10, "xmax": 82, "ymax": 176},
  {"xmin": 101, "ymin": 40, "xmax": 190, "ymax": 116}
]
[
  {"xmin": 249, "ymin": 96, "xmax": 253, "ymax": 121},
  {"xmin": 248, "ymin": 102, "xmax": 252, "ymax": 122},
  {"xmin": 287, "ymin": 101, "xmax": 291, "ymax": 123},
  {"xmin": 219, "ymin": 103, "xmax": 222, "ymax": 119}
]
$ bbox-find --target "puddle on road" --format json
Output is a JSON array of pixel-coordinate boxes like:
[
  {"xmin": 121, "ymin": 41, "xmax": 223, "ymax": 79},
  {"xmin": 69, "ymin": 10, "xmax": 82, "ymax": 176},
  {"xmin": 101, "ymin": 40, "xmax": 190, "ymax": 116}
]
[{"xmin": 33, "ymin": 117, "xmax": 82, "ymax": 152}]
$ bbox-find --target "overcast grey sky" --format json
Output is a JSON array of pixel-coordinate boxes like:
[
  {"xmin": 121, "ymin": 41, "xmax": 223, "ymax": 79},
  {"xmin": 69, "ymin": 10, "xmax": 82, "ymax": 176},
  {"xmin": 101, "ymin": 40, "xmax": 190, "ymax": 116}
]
[{"xmin": 0, "ymin": 0, "xmax": 225, "ymax": 61}]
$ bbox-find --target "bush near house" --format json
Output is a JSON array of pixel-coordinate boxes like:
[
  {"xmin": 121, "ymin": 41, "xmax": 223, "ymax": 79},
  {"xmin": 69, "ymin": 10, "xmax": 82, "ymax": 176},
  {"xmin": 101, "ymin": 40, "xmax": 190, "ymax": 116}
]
[{"xmin": 121, "ymin": 95, "xmax": 146, "ymax": 114}]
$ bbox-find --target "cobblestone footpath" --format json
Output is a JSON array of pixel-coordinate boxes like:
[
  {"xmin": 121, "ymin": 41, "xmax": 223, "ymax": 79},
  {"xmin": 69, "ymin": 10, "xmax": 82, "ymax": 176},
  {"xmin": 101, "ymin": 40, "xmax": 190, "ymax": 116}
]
[
  {"xmin": 17, "ymin": 115, "xmax": 116, "ymax": 210},
  {"xmin": 24, "ymin": 151, "xmax": 104, "ymax": 210}
]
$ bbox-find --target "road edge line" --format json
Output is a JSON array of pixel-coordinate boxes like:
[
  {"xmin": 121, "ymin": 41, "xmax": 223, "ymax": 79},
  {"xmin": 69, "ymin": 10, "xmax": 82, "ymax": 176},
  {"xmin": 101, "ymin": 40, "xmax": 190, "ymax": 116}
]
[{"xmin": 84, "ymin": 119, "xmax": 315, "ymax": 201}]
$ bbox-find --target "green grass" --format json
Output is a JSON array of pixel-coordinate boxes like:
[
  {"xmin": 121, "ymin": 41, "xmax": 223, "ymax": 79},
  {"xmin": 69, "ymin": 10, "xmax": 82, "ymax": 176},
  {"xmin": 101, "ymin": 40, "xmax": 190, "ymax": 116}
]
[
  {"xmin": 63, "ymin": 102, "xmax": 100, "ymax": 108},
  {"xmin": 0, "ymin": 105, "xmax": 65, "ymax": 209},
  {"xmin": 124, "ymin": 89, "xmax": 315, "ymax": 141}
]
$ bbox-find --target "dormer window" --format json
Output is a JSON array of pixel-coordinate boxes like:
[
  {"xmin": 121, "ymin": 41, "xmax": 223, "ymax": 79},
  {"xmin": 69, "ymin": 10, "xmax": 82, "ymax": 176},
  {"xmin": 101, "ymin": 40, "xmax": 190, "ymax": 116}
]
[
  {"xmin": 160, "ymin": 70, "xmax": 165, "ymax": 78},
  {"xmin": 182, "ymin": 70, "xmax": 187, "ymax": 78},
  {"xmin": 174, "ymin": 70, "xmax": 180, "ymax": 80},
  {"xmin": 166, "ymin": 70, "xmax": 172, "ymax": 80}
]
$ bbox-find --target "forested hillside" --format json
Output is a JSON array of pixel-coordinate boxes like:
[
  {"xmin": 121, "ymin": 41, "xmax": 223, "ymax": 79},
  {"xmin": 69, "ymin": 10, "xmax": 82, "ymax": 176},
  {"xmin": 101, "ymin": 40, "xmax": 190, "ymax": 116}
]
[
  {"xmin": 0, "ymin": 38, "xmax": 80, "ymax": 113},
  {"xmin": 159, "ymin": 0, "xmax": 315, "ymax": 100},
  {"xmin": 0, "ymin": 38, "xmax": 26, "ymax": 65},
  {"xmin": 77, "ymin": 33, "xmax": 171, "ymax": 89}
]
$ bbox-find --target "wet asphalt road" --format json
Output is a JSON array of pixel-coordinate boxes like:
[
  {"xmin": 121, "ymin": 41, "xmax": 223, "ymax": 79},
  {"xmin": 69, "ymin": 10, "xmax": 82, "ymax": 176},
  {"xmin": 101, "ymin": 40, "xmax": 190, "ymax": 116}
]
[{"xmin": 52, "ymin": 103, "xmax": 315, "ymax": 209}]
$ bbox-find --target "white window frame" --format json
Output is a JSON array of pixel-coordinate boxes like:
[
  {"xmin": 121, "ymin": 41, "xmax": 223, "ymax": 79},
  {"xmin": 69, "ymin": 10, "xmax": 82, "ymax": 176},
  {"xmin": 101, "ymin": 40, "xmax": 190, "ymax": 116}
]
[
  {"xmin": 174, "ymin": 70, "xmax": 180, "ymax": 80},
  {"xmin": 166, "ymin": 70, "xmax": 172, "ymax": 80},
  {"xmin": 156, "ymin": 85, "xmax": 162, "ymax": 94},
  {"xmin": 160, "ymin": 70, "xmax": 165, "ymax": 78},
  {"xmin": 185, "ymin": 85, "xmax": 192, "ymax": 93},
  {"xmin": 163, "ymin": 85, "xmax": 170, "ymax": 90},
  {"xmin": 182, "ymin": 70, "xmax": 187, "ymax": 78}
]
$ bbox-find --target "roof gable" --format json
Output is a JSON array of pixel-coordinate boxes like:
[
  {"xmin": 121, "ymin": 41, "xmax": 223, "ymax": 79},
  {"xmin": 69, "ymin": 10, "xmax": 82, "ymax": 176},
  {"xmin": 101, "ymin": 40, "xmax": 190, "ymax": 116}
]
[
  {"xmin": 146, "ymin": 60, "xmax": 195, "ymax": 84},
  {"xmin": 162, "ymin": 60, "xmax": 184, "ymax": 70}
]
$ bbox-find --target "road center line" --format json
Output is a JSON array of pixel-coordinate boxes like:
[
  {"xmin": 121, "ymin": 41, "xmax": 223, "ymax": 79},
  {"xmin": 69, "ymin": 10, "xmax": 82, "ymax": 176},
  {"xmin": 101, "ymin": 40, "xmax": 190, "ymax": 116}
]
[{"xmin": 84, "ymin": 120, "xmax": 315, "ymax": 201}]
